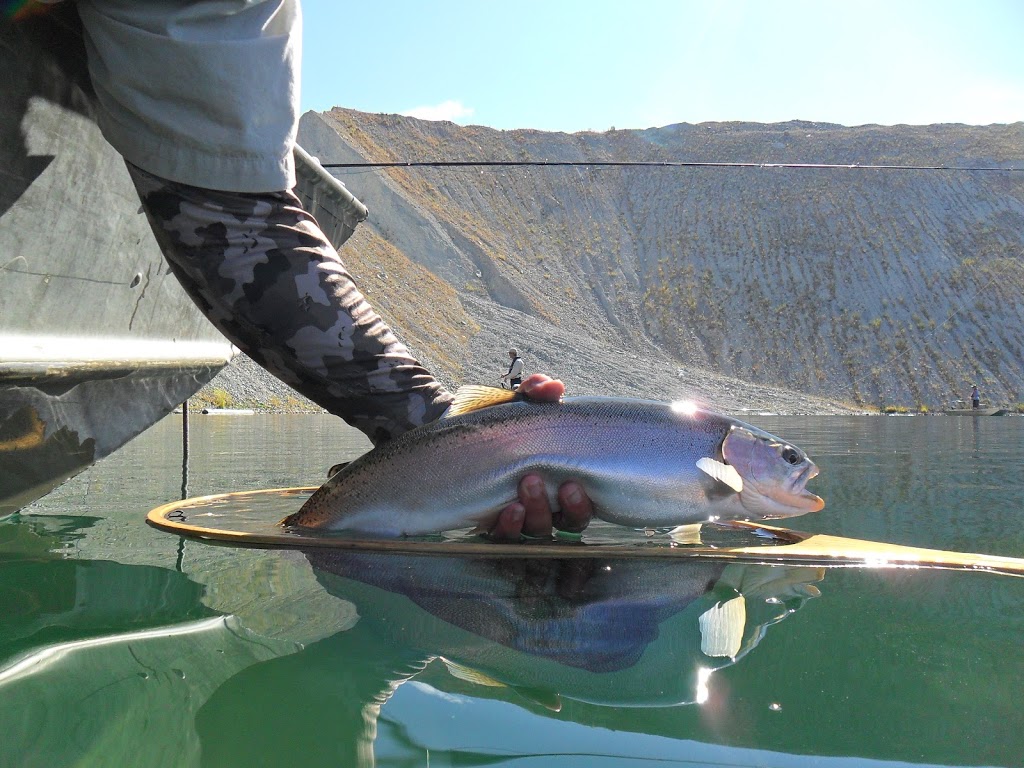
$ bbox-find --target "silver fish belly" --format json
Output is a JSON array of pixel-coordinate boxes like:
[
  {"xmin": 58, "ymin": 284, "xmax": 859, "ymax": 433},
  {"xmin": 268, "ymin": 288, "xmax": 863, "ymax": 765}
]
[{"xmin": 282, "ymin": 395, "xmax": 823, "ymax": 536}]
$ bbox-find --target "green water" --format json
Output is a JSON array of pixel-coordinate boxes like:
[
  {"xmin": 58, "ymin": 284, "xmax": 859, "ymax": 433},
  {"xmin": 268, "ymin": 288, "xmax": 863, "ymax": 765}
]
[{"xmin": 3, "ymin": 414, "xmax": 1023, "ymax": 767}]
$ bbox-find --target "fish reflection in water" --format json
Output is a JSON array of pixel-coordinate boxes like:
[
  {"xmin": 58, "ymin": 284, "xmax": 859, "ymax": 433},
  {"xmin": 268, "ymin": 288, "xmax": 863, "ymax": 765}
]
[
  {"xmin": 196, "ymin": 551, "xmax": 823, "ymax": 765},
  {"xmin": 1, "ymin": 517, "xmax": 818, "ymax": 764},
  {"xmin": 304, "ymin": 551, "xmax": 824, "ymax": 704}
]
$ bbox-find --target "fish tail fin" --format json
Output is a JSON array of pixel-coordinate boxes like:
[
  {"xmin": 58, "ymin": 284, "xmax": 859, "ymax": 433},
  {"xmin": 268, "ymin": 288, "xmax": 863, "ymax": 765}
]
[{"xmin": 280, "ymin": 487, "xmax": 330, "ymax": 528}]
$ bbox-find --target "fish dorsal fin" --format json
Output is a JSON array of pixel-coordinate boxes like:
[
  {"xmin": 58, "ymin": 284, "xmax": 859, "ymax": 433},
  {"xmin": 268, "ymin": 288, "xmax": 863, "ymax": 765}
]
[
  {"xmin": 445, "ymin": 385, "xmax": 518, "ymax": 418},
  {"xmin": 442, "ymin": 659, "xmax": 562, "ymax": 711},
  {"xmin": 442, "ymin": 658, "xmax": 506, "ymax": 688},
  {"xmin": 696, "ymin": 457, "xmax": 744, "ymax": 493}
]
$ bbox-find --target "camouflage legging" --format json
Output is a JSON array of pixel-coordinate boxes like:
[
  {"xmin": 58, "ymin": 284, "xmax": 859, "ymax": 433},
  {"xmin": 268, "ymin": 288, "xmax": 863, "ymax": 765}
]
[{"xmin": 126, "ymin": 162, "xmax": 453, "ymax": 446}]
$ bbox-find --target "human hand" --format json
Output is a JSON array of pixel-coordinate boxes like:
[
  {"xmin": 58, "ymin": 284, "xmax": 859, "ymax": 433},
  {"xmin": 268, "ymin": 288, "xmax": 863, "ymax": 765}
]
[
  {"xmin": 488, "ymin": 374, "xmax": 594, "ymax": 540},
  {"xmin": 515, "ymin": 372, "xmax": 566, "ymax": 401},
  {"xmin": 490, "ymin": 474, "xmax": 592, "ymax": 541}
]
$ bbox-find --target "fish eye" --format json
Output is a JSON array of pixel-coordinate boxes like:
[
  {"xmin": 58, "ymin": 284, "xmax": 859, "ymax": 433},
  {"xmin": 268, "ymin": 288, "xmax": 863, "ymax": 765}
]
[{"xmin": 781, "ymin": 447, "xmax": 801, "ymax": 465}]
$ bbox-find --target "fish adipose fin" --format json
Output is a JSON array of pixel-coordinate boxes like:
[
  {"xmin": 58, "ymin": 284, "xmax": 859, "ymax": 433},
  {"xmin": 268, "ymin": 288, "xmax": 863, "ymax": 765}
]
[
  {"xmin": 696, "ymin": 457, "xmax": 744, "ymax": 493},
  {"xmin": 445, "ymin": 385, "xmax": 520, "ymax": 417}
]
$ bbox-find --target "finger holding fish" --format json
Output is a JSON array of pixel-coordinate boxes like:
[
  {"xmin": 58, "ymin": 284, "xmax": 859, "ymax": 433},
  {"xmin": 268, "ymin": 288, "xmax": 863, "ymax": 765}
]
[
  {"xmin": 515, "ymin": 373, "xmax": 569, "ymax": 402},
  {"xmin": 490, "ymin": 475, "xmax": 594, "ymax": 540}
]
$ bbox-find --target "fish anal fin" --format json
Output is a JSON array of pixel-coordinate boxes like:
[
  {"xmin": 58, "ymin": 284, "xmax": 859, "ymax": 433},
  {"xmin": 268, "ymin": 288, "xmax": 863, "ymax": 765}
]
[
  {"xmin": 669, "ymin": 523, "xmax": 703, "ymax": 545},
  {"xmin": 445, "ymin": 385, "xmax": 519, "ymax": 418}
]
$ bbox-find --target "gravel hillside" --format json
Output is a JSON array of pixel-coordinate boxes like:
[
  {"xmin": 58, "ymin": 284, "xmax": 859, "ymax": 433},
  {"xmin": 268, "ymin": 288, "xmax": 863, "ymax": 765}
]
[
  {"xmin": 196, "ymin": 302, "xmax": 863, "ymax": 417},
  {"xmin": 294, "ymin": 110, "xmax": 1024, "ymax": 412},
  {"xmin": 195, "ymin": 112, "xmax": 1024, "ymax": 420}
]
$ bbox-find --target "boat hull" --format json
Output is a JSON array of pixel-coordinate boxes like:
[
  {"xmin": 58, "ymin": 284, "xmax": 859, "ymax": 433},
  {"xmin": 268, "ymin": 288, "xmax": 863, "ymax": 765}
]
[
  {"xmin": 1, "ymin": 9, "xmax": 365, "ymax": 515},
  {"xmin": 1, "ymin": 343, "xmax": 232, "ymax": 517},
  {"xmin": 942, "ymin": 407, "xmax": 1006, "ymax": 416}
]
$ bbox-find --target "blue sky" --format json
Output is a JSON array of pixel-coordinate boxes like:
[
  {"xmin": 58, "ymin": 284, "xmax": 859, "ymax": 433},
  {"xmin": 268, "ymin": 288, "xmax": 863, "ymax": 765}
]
[{"xmin": 300, "ymin": 0, "xmax": 1023, "ymax": 132}]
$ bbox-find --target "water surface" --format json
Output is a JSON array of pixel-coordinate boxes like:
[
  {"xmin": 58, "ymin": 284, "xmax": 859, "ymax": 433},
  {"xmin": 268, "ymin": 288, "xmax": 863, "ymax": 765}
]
[{"xmin": 3, "ymin": 413, "xmax": 1023, "ymax": 767}]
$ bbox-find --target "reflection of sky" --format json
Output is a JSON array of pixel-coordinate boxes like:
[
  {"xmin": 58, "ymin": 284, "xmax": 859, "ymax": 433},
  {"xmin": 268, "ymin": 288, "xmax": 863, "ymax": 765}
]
[
  {"xmin": 0, "ymin": 618, "xmax": 227, "ymax": 686},
  {"xmin": 379, "ymin": 681, "xmax": 968, "ymax": 768}
]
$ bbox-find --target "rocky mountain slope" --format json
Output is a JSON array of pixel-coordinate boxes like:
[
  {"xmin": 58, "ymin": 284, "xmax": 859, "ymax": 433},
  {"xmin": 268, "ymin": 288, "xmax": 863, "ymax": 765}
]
[{"xmin": 204, "ymin": 111, "xmax": 1024, "ymax": 415}]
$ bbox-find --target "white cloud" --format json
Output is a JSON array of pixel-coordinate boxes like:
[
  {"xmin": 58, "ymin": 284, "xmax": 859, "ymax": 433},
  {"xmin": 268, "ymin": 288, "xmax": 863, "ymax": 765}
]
[
  {"xmin": 400, "ymin": 100, "xmax": 475, "ymax": 123},
  {"xmin": 407, "ymin": 681, "xmax": 468, "ymax": 704}
]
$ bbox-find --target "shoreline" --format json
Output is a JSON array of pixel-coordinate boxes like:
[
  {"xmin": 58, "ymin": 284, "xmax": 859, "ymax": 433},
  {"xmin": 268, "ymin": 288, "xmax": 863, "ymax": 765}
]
[{"xmin": 193, "ymin": 353, "xmax": 1022, "ymax": 417}]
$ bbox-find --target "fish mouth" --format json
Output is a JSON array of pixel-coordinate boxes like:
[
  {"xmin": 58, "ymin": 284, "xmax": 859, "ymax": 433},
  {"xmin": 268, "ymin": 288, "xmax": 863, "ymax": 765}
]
[
  {"xmin": 792, "ymin": 489, "xmax": 825, "ymax": 512},
  {"xmin": 787, "ymin": 462, "xmax": 824, "ymax": 512}
]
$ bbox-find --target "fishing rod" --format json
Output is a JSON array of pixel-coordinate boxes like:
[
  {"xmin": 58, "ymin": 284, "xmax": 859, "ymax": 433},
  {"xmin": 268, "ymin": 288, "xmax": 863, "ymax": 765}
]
[{"xmin": 321, "ymin": 160, "xmax": 1021, "ymax": 172}]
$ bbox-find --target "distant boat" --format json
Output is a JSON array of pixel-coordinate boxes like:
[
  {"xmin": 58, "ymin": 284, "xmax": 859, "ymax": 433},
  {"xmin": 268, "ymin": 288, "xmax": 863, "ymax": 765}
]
[
  {"xmin": 942, "ymin": 405, "xmax": 1007, "ymax": 416},
  {"xmin": 0, "ymin": 9, "xmax": 367, "ymax": 517}
]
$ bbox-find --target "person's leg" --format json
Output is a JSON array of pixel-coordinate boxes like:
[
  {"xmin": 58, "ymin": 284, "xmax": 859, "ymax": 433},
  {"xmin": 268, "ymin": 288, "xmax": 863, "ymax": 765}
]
[{"xmin": 126, "ymin": 162, "xmax": 452, "ymax": 445}]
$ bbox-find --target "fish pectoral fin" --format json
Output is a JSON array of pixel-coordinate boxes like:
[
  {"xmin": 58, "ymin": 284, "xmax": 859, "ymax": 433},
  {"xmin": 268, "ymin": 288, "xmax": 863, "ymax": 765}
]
[
  {"xmin": 445, "ymin": 385, "xmax": 519, "ymax": 417},
  {"xmin": 696, "ymin": 457, "xmax": 744, "ymax": 493},
  {"xmin": 698, "ymin": 596, "xmax": 746, "ymax": 659},
  {"xmin": 442, "ymin": 660, "xmax": 560, "ymax": 711}
]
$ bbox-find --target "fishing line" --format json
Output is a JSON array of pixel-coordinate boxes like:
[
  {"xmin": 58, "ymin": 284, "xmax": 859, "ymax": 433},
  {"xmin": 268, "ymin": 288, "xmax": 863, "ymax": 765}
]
[{"xmin": 321, "ymin": 160, "xmax": 1021, "ymax": 172}]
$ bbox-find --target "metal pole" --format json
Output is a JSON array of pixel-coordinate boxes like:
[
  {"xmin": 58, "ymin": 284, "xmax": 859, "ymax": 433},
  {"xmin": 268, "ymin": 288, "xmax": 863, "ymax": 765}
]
[{"xmin": 180, "ymin": 398, "xmax": 190, "ymax": 501}]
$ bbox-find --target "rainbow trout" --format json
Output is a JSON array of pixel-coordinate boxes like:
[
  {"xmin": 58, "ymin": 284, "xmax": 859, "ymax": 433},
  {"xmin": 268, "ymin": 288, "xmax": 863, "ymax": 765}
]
[{"xmin": 282, "ymin": 386, "xmax": 824, "ymax": 536}]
